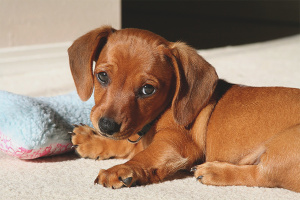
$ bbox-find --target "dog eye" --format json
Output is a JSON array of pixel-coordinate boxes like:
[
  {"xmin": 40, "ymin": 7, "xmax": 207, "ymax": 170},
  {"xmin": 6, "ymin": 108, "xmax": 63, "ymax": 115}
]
[
  {"xmin": 97, "ymin": 72, "xmax": 109, "ymax": 84},
  {"xmin": 141, "ymin": 84, "xmax": 155, "ymax": 96}
]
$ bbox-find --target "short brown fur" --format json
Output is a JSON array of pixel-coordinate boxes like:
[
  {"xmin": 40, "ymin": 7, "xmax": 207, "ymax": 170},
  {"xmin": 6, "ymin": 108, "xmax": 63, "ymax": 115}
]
[{"xmin": 68, "ymin": 26, "xmax": 300, "ymax": 192}]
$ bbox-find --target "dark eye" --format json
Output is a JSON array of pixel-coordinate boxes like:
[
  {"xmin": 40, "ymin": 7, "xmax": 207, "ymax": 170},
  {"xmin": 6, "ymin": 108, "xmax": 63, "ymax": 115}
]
[
  {"xmin": 97, "ymin": 72, "xmax": 109, "ymax": 84},
  {"xmin": 141, "ymin": 84, "xmax": 155, "ymax": 96}
]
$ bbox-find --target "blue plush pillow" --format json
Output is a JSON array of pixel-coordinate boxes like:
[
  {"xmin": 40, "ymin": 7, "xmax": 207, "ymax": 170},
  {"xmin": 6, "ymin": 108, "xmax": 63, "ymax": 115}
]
[{"xmin": 0, "ymin": 91, "xmax": 94, "ymax": 159}]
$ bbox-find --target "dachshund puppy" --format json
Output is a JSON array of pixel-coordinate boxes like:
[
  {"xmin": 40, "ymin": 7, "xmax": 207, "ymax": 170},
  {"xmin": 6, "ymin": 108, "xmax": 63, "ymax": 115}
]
[{"xmin": 68, "ymin": 26, "xmax": 300, "ymax": 191}]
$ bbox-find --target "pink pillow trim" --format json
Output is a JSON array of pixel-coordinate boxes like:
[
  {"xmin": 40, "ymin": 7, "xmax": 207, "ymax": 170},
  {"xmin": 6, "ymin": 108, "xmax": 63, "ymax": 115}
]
[{"xmin": 0, "ymin": 131, "xmax": 72, "ymax": 159}]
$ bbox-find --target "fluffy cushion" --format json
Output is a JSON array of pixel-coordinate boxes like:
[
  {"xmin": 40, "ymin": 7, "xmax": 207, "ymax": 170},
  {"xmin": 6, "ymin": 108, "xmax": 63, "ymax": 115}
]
[{"xmin": 0, "ymin": 91, "xmax": 94, "ymax": 159}]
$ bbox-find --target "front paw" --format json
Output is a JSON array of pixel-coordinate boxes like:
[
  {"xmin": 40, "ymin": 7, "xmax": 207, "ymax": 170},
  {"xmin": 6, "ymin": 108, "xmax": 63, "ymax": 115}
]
[
  {"xmin": 94, "ymin": 164, "xmax": 145, "ymax": 189},
  {"xmin": 71, "ymin": 124, "xmax": 109, "ymax": 160}
]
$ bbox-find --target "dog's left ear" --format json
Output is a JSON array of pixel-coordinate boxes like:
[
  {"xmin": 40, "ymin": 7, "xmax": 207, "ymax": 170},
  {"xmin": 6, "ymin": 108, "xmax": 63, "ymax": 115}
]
[{"xmin": 166, "ymin": 42, "xmax": 218, "ymax": 126}]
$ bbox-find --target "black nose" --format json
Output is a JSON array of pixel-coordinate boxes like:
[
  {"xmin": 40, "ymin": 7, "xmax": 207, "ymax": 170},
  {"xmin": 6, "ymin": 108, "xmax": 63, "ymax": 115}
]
[{"xmin": 98, "ymin": 117, "xmax": 121, "ymax": 135}]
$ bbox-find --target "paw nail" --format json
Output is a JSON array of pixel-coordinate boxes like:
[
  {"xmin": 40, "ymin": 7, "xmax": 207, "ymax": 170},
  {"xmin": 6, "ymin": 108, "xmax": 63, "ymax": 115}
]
[
  {"xmin": 80, "ymin": 123, "xmax": 86, "ymax": 126},
  {"xmin": 71, "ymin": 145, "xmax": 78, "ymax": 149},
  {"xmin": 94, "ymin": 177, "xmax": 99, "ymax": 185},
  {"xmin": 119, "ymin": 177, "xmax": 132, "ymax": 186},
  {"xmin": 68, "ymin": 132, "xmax": 75, "ymax": 136},
  {"xmin": 72, "ymin": 124, "xmax": 79, "ymax": 127},
  {"xmin": 190, "ymin": 167, "xmax": 197, "ymax": 172},
  {"xmin": 95, "ymin": 156, "xmax": 100, "ymax": 161},
  {"xmin": 197, "ymin": 175, "xmax": 204, "ymax": 180}
]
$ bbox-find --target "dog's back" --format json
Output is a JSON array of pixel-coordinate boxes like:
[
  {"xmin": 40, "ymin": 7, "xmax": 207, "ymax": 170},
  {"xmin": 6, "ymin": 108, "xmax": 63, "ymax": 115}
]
[{"xmin": 206, "ymin": 82, "xmax": 300, "ymax": 163}]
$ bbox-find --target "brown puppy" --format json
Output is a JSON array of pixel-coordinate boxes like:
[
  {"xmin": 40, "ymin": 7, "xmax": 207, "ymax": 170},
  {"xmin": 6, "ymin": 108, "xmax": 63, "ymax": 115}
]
[{"xmin": 68, "ymin": 26, "xmax": 300, "ymax": 191}]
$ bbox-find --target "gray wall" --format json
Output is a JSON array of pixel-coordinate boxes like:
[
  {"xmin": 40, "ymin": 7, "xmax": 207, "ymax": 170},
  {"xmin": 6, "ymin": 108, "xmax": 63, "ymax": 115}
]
[{"xmin": 0, "ymin": 0, "xmax": 121, "ymax": 48}]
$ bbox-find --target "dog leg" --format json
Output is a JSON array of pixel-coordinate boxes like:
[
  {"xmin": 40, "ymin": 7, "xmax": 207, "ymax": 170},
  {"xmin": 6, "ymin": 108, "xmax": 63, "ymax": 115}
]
[
  {"xmin": 192, "ymin": 161, "xmax": 268, "ymax": 187},
  {"xmin": 192, "ymin": 124, "xmax": 300, "ymax": 192},
  {"xmin": 94, "ymin": 129, "xmax": 200, "ymax": 189},
  {"xmin": 71, "ymin": 125, "xmax": 144, "ymax": 160}
]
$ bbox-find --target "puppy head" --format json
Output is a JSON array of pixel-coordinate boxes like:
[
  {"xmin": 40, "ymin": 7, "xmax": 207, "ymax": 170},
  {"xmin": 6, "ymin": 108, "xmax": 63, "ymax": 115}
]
[{"xmin": 68, "ymin": 26, "xmax": 218, "ymax": 140}]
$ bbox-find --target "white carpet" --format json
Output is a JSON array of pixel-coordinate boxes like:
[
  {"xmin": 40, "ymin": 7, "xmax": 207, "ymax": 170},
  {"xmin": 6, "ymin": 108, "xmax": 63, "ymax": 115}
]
[{"xmin": 0, "ymin": 35, "xmax": 300, "ymax": 199}]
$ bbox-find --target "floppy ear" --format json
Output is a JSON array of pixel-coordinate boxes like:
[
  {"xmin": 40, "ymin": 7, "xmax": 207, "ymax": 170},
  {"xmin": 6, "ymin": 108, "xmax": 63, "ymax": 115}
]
[
  {"xmin": 169, "ymin": 42, "xmax": 218, "ymax": 126},
  {"xmin": 68, "ymin": 26, "xmax": 116, "ymax": 101}
]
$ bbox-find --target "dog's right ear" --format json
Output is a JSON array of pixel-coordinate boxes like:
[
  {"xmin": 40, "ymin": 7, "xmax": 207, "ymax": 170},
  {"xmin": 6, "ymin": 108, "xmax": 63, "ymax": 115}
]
[{"xmin": 68, "ymin": 26, "xmax": 116, "ymax": 101}]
